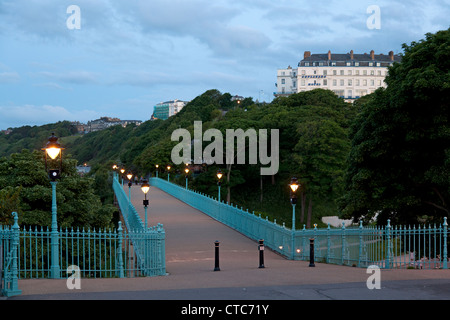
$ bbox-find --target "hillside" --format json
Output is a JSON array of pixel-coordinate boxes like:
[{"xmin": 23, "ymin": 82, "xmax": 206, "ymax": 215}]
[{"xmin": 0, "ymin": 88, "xmax": 358, "ymax": 228}]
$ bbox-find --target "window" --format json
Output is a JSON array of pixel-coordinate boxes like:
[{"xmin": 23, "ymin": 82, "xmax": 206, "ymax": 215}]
[
  {"xmin": 363, "ymin": 70, "xmax": 367, "ymax": 75},
  {"xmin": 377, "ymin": 71, "xmax": 382, "ymax": 76},
  {"xmin": 340, "ymin": 79, "xmax": 344, "ymax": 86},
  {"xmin": 355, "ymin": 70, "xmax": 360, "ymax": 75},
  {"xmin": 333, "ymin": 79, "xmax": 337, "ymax": 86},
  {"xmin": 301, "ymin": 70, "xmax": 306, "ymax": 75},
  {"xmin": 377, "ymin": 80, "xmax": 381, "ymax": 86},
  {"xmin": 369, "ymin": 62, "xmax": 373, "ymax": 66},
  {"xmin": 281, "ymin": 79, "xmax": 285, "ymax": 84},
  {"xmin": 305, "ymin": 62, "xmax": 309, "ymax": 66},
  {"xmin": 355, "ymin": 62, "xmax": 359, "ymax": 66},
  {"xmin": 348, "ymin": 70, "xmax": 352, "ymax": 75},
  {"xmin": 323, "ymin": 70, "xmax": 327, "ymax": 76},
  {"xmin": 356, "ymin": 79, "xmax": 360, "ymax": 86},
  {"xmin": 363, "ymin": 80, "xmax": 367, "ymax": 86},
  {"xmin": 282, "ymin": 72, "xmax": 285, "ymax": 75},
  {"xmin": 371, "ymin": 70, "xmax": 375, "ymax": 75},
  {"xmin": 371, "ymin": 80, "xmax": 375, "ymax": 86},
  {"xmin": 301, "ymin": 79, "xmax": 305, "ymax": 86},
  {"xmin": 348, "ymin": 79, "xmax": 352, "ymax": 86},
  {"xmin": 340, "ymin": 70, "xmax": 344, "ymax": 75},
  {"xmin": 333, "ymin": 70, "xmax": 337, "ymax": 75},
  {"xmin": 348, "ymin": 90, "xmax": 352, "ymax": 98},
  {"xmin": 346, "ymin": 62, "xmax": 351, "ymax": 66},
  {"xmin": 323, "ymin": 79, "xmax": 327, "ymax": 86}
]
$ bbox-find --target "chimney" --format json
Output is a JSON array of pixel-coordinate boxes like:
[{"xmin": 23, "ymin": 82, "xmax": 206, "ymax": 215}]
[
  {"xmin": 350, "ymin": 50, "xmax": 354, "ymax": 60},
  {"xmin": 328, "ymin": 50, "xmax": 331, "ymax": 60},
  {"xmin": 304, "ymin": 51, "xmax": 311, "ymax": 59},
  {"xmin": 370, "ymin": 50, "xmax": 375, "ymax": 60},
  {"xmin": 389, "ymin": 51, "xmax": 394, "ymax": 61}
]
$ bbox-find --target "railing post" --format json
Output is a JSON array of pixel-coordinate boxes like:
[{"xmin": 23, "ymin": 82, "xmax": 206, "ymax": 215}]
[
  {"xmin": 386, "ymin": 219, "xmax": 391, "ymax": 269},
  {"xmin": 326, "ymin": 224, "xmax": 331, "ymax": 264},
  {"xmin": 5, "ymin": 212, "xmax": 21, "ymax": 297},
  {"xmin": 341, "ymin": 222, "xmax": 346, "ymax": 265},
  {"xmin": 444, "ymin": 217, "xmax": 448, "ymax": 269},
  {"xmin": 358, "ymin": 220, "xmax": 363, "ymax": 268},
  {"xmin": 117, "ymin": 222, "xmax": 124, "ymax": 278}
]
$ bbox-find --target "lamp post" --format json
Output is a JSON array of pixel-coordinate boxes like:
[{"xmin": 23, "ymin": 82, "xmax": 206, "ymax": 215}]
[
  {"xmin": 184, "ymin": 167, "xmax": 190, "ymax": 190},
  {"xmin": 120, "ymin": 167, "xmax": 125, "ymax": 187},
  {"xmin": 141, "ymin": 180, "xmax": 150, "ymax": 228},
  {"xmin": 43, "ymin": 133, "xmax": 63, "ymax": 279},
  {"xmin": 166, "ymin": 165, "xmax": 171, "ymax": 182},
  {"xmin": 127, "ymin": 171, "xmax": 133, "ymax": 202},
  {"xmin": 216, "ymin": 170, "xmax": 223, "ymax": 202},
  {"xmin": 112, "ymin": 164, "xmax": 118, "ymax": 179},
  {"xmin": 289, "ymin": 177, "xmax": 300, "ymax": 260},
  {"xmin": 155, "ymin": 164, "xmax": 159, "ymax": 178}
]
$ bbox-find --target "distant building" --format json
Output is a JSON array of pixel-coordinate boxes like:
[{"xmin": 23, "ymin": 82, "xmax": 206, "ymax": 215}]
[
  {"xmin": 76, "ymin": 163, "xmax": 91, "ymax": 176},
  {"xmin": 72, "ymin": 117, "xmax": 142, "ymax": 134},
  {"xmin": 1, "ymin": 129, "xmax": 12, "ymax": 135},
  {"xmin": 152, "ymin": 100, "xmax": 188, "ymax": 120},
  {"xmin": 275, "ymin": 50, "xmax": 402, "ymax": 102}
]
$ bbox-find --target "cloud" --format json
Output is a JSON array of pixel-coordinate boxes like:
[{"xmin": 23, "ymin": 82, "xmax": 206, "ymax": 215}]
[
  {"xmin": 0, "ymin": 104, "xmax": 99, "ymax": 130},
  {"xmin": 0, "ymin": 72, "xmax": 20, "ymax": 83},
  {"xmin": 37, "ymin": 71, "xmax": 99, "ymax": 84}
]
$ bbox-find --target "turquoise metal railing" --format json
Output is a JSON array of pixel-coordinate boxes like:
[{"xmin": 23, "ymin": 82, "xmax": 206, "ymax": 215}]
[
  {"xmin": 112, "ymin": 175, "xmax": 166, "ymax": 276},
  {"xmin": 1, "ymin": 213, "xmax": 22, "ymax": 297},
  {"xmin": 151, "ymin": 177, "xmax": 449, "ymax": 269}
]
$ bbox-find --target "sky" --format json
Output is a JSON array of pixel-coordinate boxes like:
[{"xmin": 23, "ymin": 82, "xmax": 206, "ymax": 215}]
[{"xmin": 0, "ymin": 0, "xmax": 449, "ymax": 130}]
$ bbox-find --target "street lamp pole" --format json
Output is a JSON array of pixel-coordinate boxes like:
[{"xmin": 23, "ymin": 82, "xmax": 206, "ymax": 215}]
[
  {"xmin": 43, "ymin": 133, "xmax": 63, "ymax": 279},
  {"xmin": 216, "ymin": 170, "xmax": 223, "ymax": 202},
  {"xmin": 167, "ymin": 165, "xmax": 171, "ymax": 182},
  {"xmin": 289, "ymin": 177, "xmax": 300, "ymax": 260},
  {"xmin": 155, "ymin": 164, "xmax": 159, "ymax": 178},
  {"xmin": 184, "ymin": 167, "xmax": 190, "ymax": 190},
  {"xmin": 141, "ymin": 180, "xmax": 150, "ymax": 228},
  {"xmin": 127, "ymin": 171, "xmax": 133, "ymax": 202}
]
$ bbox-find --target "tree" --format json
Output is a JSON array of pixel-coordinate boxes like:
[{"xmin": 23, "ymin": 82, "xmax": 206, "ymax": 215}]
[
  {"xmin": 0, "ymin": 149, "xmax": 116, "ymax": 229},
  {"xmin": 340, "ymin": 28, "xmax": 450, "ymax": 225}
]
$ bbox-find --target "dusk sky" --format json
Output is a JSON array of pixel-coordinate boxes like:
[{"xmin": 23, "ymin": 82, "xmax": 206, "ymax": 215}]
[{"xmin": 0, "ymin": 0, "xmax": 449, "ymax": 130}]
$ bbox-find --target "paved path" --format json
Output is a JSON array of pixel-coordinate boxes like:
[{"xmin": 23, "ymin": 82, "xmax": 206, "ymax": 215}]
[{"xmin": 11, "ymin": 184, "xmax": 450, "ymax": 300}]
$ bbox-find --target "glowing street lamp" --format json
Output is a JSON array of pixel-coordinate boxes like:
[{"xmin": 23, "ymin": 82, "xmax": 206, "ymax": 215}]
[
  {"xmin": 42, "ymin": 133, "xmax": 63, "ymax": 279},
  {"xmin": 166, "ymin": 165, "xmax": 171, "ymax": 182},
  {"xmin": 155, "ymin": 164, "xmax": 159, "ymax": 178},
  {"xmin": 216, "ymin": 170, "xmax": 223, "ymax": 202},
  {"xmin": 184, "ymin": 167, "xmax": 190, "ymax": 190},
  {"xmin": 120, "ymin": 167, "xmax": 126, "ymax": 186},
  {"xmin": 289, "ymin": 177, "xmax": 300, "ymax": 260},
  {"xmin": 141, "ymin": 180, "xmax": 150, "ymax": 228},
  {"xmin": 127, "ymin": 171, "xmax": 133, "ymax": 201}
]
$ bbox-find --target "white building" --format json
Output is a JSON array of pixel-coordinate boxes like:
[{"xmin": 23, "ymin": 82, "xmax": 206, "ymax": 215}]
[
  {"xmin": 275, "ymin": 50, "xmax": 402, "ymax": 102},
  {"xmin": 152, "ymin": 99, "xmax": 189, "ymax": 120}
]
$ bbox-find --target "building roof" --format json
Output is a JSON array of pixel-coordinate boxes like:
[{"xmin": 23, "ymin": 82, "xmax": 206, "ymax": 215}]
[{"xmin": 299, "ymin": 50, "xmax": 402, "ymax": 66}]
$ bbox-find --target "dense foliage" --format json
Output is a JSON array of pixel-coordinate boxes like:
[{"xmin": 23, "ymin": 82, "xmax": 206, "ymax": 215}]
[
  {"xmin": 339, "ymin": 28, "xmax": 450, "ymax": 225},
  {"xmin": 0, "ymin": 149, "xmax": 117, "ymax": 228}
]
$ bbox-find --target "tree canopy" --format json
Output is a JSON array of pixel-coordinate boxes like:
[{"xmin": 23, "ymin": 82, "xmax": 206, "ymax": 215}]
[{"xmin": 340, "ymin": 28, "xmax": 450, "ymax": 225}]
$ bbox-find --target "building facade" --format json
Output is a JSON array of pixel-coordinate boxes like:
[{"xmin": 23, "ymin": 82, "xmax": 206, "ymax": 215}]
[
  {"xmin": 275, "ymin": 50, "xmax": 402, "ymax": 102},
  {"xmin": 152, "ymin": 99, "xmax": 189, "ymax": 120}
]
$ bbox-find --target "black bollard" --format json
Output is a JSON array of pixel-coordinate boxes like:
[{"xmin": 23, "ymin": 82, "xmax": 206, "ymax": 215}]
[
  {"xmin": 309, "ymin": 238, "xmax": 315, "ymax": 267},
  {"xmin": 214, "ymin": 241, "xmax": 220, "ymax": 271},
  {"xmin": 258, "ymin": 239, "xmax": 265, "ymax": 268}
]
